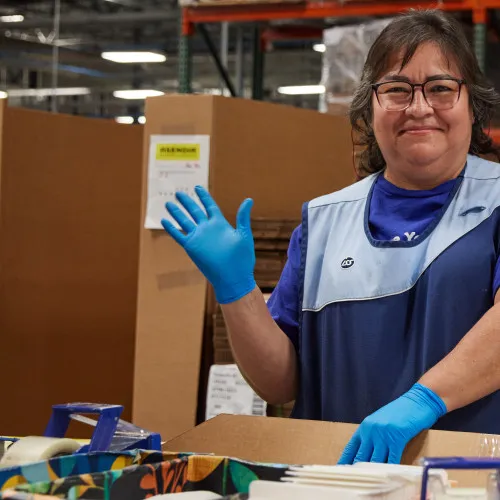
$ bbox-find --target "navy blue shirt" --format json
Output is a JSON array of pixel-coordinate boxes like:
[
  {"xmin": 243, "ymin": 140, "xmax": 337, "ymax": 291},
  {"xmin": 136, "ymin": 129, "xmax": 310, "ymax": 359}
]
[
  {"xmin": 268, "ymin": 174, "xmax": 500, "ymax": 355},
  {"xmin": 270, "ymin": 158, "xmax": 500, "ymax": 433}
]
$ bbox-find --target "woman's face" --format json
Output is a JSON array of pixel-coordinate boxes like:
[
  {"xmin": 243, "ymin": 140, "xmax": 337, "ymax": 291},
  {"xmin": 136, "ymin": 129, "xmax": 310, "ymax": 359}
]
[{"xmin": 372, "ymin": 42, "xmax": 472, "ymax": 186}]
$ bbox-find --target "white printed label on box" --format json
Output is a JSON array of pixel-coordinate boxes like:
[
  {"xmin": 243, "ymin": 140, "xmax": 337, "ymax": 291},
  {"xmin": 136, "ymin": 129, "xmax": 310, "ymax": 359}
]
[
  {"xmin": 205, "ymin": 364, "xmax": 267, "ymax": 421},
  {"xmin": 145, "ymin": 134, "xmax": 210, "ymax": 229}
]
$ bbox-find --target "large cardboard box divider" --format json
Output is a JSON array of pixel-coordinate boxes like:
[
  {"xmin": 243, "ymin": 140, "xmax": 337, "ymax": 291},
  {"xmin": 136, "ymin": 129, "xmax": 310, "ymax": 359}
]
[
  {"xmin": 133, "ymin": 95, "xmax": 354, "ymax": 442},
  {"xmin": 0, "ymin": 105, "xmax": 143, "ymax": 435},
  {"xmin": 165, "ymin": 414, "xmax": 500, "ymax": 487}
]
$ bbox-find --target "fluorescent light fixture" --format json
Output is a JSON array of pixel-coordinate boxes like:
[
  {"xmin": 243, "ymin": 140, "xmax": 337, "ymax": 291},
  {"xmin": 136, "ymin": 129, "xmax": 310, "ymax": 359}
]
[
  {"xmin": 277, "ymin": 85, "xmax": 325, "ymax": 95},
  {"xmin": 115, "ymin": 116, "xmax": 146, "ymax": 124},
  {"xmin": 313, "ymin": 43, "xmax": 326, "ymax": 53},
  {"xmin": 113, "ymin": 89, "xmax": 164, "ymax": 100},
  {"xmin": 0, "ymin": 15, "xmax": 24, "ymax": 23},
  {"xmin": 115, "ymin": 116, "xmax": 134, "ymax": 125},
  {"xmin": 6, "ymin": 87, "xmax": 90, "ymax": 97},
  {"xmin": 0, "ymin": 91, "xmax": 7, "ymax": 99},
  {"xmin": 102, "ymin": 51, "xmax": 166, "ymax": 64},
  {"xmin": 203, "ymin": 88, "xmax": 231, "ymax": 97}
]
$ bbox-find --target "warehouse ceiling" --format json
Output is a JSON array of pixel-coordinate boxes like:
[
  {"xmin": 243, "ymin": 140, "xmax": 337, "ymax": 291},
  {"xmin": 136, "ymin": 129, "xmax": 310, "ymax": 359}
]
[
  {"xmin": 0, "ymin": 0, "xmax": 328, "ymax": 117},
  {"xmin": 0, "ymin": 1, "xmax": 498, "ymax": 121}
]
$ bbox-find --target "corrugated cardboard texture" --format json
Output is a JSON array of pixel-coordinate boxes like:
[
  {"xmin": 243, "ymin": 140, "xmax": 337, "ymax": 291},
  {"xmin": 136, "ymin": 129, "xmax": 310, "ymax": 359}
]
[
  {"xmin": 133, "ymin": 95, "xmax": 355, "ymax": 442},
  {"xmin": 166, "ymin": 414, "xmax": 498, "ymax": 487},
  {"xmin": 0, "ymin": 107, "xmax": 142, "ymax": 435}
]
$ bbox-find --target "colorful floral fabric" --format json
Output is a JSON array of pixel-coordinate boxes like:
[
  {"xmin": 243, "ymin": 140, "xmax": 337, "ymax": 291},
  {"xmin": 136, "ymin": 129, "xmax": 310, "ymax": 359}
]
[
  {"xmin": 0, "ymin": 450, "xmax": 179, "ymax": 492},
  {"xmin": 0, "ymin": 454, "xmax": 288, "ymax": 500}
]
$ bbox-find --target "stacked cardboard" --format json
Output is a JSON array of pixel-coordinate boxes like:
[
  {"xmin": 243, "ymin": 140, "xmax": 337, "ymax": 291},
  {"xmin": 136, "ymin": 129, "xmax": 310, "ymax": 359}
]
[
  {"xmin": 253, "ymin": 218, "xmax": 298, "ymax": 288},
  {"xmin": 213, "ymin": 308, "xmax": 233, "ymax": 364},
  {"xmin": 214, "ymin": 300, "xmax": 295, "ymax": 417},
  {"xmin": 254, "ymin": 251, "xmax": 288, "ymax": 289},
  {"xmin": 212, "ymin": 218, "xmax": 299, "ymax": 417},
  {"xmin": 213, "ymin": 217, "xmax": 298, "ymax": 365}
]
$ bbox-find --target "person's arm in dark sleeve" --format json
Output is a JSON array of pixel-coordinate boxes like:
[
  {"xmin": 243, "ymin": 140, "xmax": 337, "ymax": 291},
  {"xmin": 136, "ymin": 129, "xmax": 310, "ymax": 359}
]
[
  {"xmin": 418, "ymin": 258, "xmax": 500, "ymax": 411},
  {"xmin": 221, "ymin": 226, "xmax": 302, "ymax": 405},
  {"xmin": 340, "ymin": 256, "xmax": 500, "ymax": 465}
]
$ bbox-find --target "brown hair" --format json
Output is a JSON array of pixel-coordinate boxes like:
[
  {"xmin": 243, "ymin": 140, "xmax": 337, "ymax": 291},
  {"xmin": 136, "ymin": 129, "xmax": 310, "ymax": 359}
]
[{"xmin": 349, "ymin": 9, "xmax": 500, "ymax": 177}]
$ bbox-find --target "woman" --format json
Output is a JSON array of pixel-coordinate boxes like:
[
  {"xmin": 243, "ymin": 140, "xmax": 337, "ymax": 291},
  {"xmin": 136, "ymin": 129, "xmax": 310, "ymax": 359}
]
[{"xmin": 161, "ymin": 9, "xmax": 500, "ymax": 465}]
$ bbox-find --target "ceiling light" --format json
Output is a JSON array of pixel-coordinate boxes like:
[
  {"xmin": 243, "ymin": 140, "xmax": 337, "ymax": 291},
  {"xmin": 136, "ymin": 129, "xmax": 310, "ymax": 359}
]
[
  {"xmin": 0, "ymin": 15, "xmax": 24, "ymax": 23},
  {"xmin": 102, "ymin": 51, "xmax": 167, "ymax": 64},
  {"xmin": 203, "ymin": 88, "xmax": 231, "ymax": 96},
  {"xmin": 115, "ymin": 116, "xmax": 134, "ymax": 125},
  {"xmin": 277, "ymin": 85, "xmax": 325, "ymax": 95},
  {"xmin": 138, "ymin": 116, "xmax": 146, "ymax": 124},
  {"xmin": 0, "ymin": 91, "xmax": 7, "ymax": 99},
  {"xmin": 313, "ymin": 43, "xmax": 326, "ymax": 53},
  {"xmin": 113, "ymin": 89, "xmax": 164, "ymax": 100},
  {"xmin": 6, "ymin": 87, "xmax": 90, "ymax": 97}
]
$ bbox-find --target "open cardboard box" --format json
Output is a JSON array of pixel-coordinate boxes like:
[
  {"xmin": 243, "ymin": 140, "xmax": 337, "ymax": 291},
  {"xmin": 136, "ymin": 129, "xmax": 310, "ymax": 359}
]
[{"xmin": 165, "ymin": 414, "xmax": 500, "ymax": 487}]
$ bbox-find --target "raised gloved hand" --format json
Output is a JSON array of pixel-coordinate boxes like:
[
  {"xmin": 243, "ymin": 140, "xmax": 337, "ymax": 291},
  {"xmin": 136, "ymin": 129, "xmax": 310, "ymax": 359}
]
[
  {"xmin": 338, "ymin": 383, "xmax": 447, "ymax": 465},
  {"xmin": 161, "ymin": 186, "xmax": 256, "ymax": 304}
]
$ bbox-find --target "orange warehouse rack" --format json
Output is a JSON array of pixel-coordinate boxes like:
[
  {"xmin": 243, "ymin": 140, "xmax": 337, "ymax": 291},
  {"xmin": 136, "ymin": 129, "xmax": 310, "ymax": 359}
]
[{"xmin": 177, "ymin": 0, "xmax": 500, "ymax": 145}]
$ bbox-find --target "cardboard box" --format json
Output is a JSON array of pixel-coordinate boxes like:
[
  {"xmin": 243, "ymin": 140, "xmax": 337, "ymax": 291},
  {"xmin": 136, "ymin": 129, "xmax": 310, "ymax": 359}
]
[
  {"xmin": 133, "ymin": 95, "xmax": 355, "ymax": 442},
  {"xmin": 0, "ymin": 105, "xmax": 143, "ymax": 435},
  {"xmin": 165, "ymin": 414, "xmax": 499, "ymax": 487}
]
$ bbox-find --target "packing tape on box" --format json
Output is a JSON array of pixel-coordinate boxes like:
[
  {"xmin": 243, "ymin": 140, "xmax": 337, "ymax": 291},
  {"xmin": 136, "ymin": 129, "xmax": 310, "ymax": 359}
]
[{"xmin": 0, "ymin": 436, "xmax": 81, "ymax": 468}]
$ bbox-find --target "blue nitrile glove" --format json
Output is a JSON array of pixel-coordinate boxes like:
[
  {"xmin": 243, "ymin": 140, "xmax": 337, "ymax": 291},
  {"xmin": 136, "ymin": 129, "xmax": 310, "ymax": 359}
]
[
  {"xmin": 161, "ymin": 186, "xmax": 256, "ymax": 304},
  {"xmin": 338, "ymin": 383, "xmax": 447, "ymax": 465}
]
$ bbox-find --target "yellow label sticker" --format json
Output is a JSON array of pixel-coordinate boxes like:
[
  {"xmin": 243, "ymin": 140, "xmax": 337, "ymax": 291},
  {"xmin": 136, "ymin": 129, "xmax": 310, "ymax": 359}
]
[{"xmin": 156, "ymin": 144, "xmax": 200, "ymax": 161}]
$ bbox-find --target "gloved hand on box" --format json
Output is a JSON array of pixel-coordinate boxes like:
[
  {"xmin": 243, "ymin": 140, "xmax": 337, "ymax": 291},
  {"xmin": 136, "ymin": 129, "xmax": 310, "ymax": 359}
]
[
  {"xmin": 161, "ymin": 185, "xmax": 256, "ymax": 304},
  {"xmin": 338, "ymin": 383, "xmax": 447, "ymax": 465}
]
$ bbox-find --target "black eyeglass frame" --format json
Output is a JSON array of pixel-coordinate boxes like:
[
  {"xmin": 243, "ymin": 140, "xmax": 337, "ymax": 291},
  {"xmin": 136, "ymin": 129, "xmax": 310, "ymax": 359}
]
[{"xmin": 371, "ymin": 77, "xmax": 466, "ymax": 111}]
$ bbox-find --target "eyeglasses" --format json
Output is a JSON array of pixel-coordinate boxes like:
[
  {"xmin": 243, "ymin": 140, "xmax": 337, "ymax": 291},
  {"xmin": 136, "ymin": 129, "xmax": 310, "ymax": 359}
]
[{"xmin": 372, "ymin": 77, "xmax": 466, "ymax": 111}]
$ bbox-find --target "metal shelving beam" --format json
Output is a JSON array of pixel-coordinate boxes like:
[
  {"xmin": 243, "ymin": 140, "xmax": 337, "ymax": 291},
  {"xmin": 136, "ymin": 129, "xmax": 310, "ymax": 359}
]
[
  {"xmin": 473, "ymin": 9, "xmax": 487, "ymax": 72},
  {"xmin": 474, "ymin": 21, "xmax": 486, "ymax": 71},
  {"xmin": 178, "ymin": 16, "xmax": 192, "ymax": 93},
  {"xmin": 491, "ymin": 128, "xmax": 500, "ymax": 145},
  {"xmin": 181, "ymin": 0, "xmax": 500, "ymax": 100},
  {"xmin": 182, "ymin": 0, "xmax": 500, "ymax": 28},
  {"xmin": 197, "ymin": 23, "xmax": 238, "ymax": 96},
  {"xmin": 252, "ymin": 25, "xmax": 264, "ymax": 100},
  {"xmin": 235, "ymin": 25, "xmax": 245, "ymax": 96}
]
